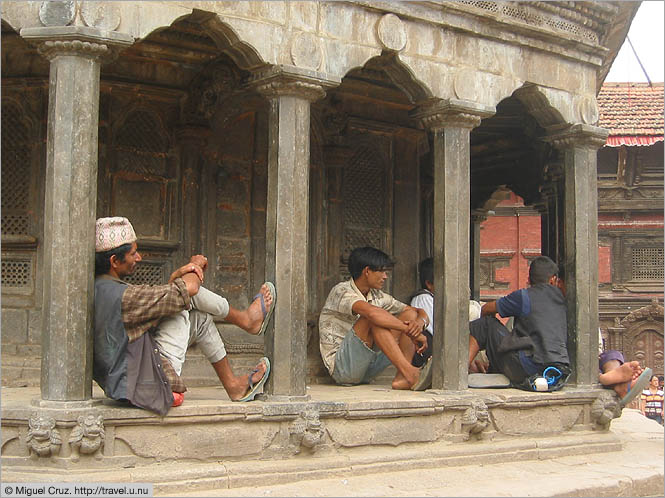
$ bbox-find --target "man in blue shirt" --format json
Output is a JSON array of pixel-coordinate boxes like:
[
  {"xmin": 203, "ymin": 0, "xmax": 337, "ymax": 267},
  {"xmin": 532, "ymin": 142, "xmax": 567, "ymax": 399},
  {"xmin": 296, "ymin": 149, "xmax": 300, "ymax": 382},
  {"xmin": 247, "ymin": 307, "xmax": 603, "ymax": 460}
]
[{"xmin": 468, "ymin": 256, "xmax": 570, "ymax": 385}]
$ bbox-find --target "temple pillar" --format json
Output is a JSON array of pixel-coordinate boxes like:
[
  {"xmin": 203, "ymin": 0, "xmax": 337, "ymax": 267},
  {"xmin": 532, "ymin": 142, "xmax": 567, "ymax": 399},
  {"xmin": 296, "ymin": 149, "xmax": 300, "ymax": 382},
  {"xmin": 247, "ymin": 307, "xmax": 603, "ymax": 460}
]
[
  {"xmin": 253, "ymin": 66, "xmax": 338, "ymax": 399},
  {"xmin": 546, "ymin": 124, "xmax": 608, "ymax": 386},
  {"xmin": 20, "ymin": 26, "xmax": 132, "ymax": 403},
  {"xmin": 412, "ymin": 100, "xmax": 494, "ymax": 390}
]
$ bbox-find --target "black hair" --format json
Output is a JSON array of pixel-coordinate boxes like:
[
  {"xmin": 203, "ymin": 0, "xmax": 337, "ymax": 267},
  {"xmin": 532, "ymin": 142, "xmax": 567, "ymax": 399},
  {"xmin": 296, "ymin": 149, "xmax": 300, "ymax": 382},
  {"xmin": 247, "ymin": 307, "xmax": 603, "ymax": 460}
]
[
  {"xmin": 419, "ymin": 257, "xmax": 434, "ymax": 289},
  {"xmin": 348, "ymin": 247, "xmax": 394, "ymax": 280},
  {"xmin": 95, "ymin": 243, "xmax": 133, "ymax": 276},
  {"xmin": 528, "ymin": 256, "xmax": 559, "ymax": 285}
]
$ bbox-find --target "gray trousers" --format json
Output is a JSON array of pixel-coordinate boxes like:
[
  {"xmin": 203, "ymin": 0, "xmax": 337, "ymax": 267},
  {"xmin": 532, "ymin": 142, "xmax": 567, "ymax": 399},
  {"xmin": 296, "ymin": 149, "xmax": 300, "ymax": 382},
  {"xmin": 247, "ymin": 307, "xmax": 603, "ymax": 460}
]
[{"xmin": 154, "ymin": 286, "xmax": 230, "ymax": 376}]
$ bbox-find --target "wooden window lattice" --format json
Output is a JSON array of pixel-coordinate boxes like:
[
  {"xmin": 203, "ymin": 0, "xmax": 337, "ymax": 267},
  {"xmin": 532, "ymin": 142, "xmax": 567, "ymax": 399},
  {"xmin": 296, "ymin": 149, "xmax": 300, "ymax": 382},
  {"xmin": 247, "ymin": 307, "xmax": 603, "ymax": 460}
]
[
  {"xmin": 342, "ymin": 146, "xmax": 386, "ymax": 258},
  {"xmin": 1, "ymin": 259, "xmax": 32, "ymax": 288},
  {"xmin": 123, "ymin": 262, "xmax": 166, "ymax": 286},
  {"xmin": 632, "ymin": 247, "xmax": 664, "ymax": 280},
  {"xmin": 115, "ymin": 110, "xmax": 169, "ymax": 177},
  {"xmin": 2, "ymin": 102, "xmax": 31, "ymax": 236}
]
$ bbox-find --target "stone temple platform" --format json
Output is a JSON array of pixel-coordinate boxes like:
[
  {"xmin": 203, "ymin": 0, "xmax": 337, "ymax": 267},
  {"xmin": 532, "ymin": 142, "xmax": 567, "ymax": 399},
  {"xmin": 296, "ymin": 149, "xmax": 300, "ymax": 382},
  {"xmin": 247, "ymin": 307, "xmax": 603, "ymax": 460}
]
[{"xmin": 1, "ymin": 382, "xmax": 627, "ymax": 495}]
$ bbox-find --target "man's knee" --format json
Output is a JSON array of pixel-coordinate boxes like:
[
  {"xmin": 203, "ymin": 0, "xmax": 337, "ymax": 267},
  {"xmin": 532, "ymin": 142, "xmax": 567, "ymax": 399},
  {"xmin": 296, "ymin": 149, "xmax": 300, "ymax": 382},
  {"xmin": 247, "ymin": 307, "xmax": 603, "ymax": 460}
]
[{"xmin": 398, "ymin": 308, "xmax": 417, "ymax": 322}]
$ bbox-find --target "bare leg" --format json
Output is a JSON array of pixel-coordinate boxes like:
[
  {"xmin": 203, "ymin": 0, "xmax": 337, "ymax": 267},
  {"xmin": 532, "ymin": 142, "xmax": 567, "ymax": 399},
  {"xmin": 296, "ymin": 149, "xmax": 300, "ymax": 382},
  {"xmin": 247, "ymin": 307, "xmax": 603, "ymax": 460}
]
[
  {"xmin": 211, "ymin": 357, "xmax": 268, "ymax": 401},
  {"xmin": 390, "ymin": 309, "xmax": 418, "ymax": 390},
  {"xmin": 223, "ymin": 284, "xmax": 273, "ymax": 334},
  {"xmin": 371, "ymin": 325, "xmax": 421, "ymax": 389},
  {"xmin": 354, "ymin": 316, "xmax": 421, "ymax": 390},
  {"xmin": 469, "ymin": 335, "xmax": 481, "ymax": 370}
]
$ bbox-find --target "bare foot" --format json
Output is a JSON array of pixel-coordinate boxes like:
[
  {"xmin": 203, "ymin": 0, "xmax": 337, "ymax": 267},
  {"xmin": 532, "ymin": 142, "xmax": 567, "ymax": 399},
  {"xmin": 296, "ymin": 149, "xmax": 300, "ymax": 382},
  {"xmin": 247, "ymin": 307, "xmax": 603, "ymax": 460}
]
[
  {"xmin": 228, "ymin": 359, "xmax": 268, "ymax": 401},
  {"xmin": 392, "ymin": 366, "xmax": 420, "ymax": 390},
  {"xmin": 246, "ymin": 284, "xmax": 274, "ymax": 335},
  {"xmin": 609, "ymin": 362, "xmax": 643, "ymax": 399}
]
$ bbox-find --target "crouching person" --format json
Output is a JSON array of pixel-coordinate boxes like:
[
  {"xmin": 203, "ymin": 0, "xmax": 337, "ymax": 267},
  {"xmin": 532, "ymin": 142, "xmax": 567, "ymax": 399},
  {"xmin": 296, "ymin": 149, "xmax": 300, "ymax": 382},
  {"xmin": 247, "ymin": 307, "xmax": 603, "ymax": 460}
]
[
  {"xmin": 319, "ymin": 247, "xmax": 431, "ymax": 391},
  {"xmin": 467, "ymin": 256, "xmax": 571, "ymax": 389},
  {"xmin": 93, "ymin": 217, "xmax": 275, "ymax": 415}
]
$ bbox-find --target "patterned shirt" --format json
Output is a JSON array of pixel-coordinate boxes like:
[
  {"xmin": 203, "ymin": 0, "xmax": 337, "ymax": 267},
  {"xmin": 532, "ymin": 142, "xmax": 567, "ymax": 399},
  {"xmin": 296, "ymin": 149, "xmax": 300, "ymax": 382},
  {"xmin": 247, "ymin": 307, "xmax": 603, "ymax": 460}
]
[
  {"xmin": 318, "ymin": 278, "xmax": 407, "ymax": 375},
  {"xmin": 641, "ymin": 389, "xmax": 664, "ymax": 416},
  {"xmin": 101, "ymin": 275, "xmax": 192, "ymax": 392}
]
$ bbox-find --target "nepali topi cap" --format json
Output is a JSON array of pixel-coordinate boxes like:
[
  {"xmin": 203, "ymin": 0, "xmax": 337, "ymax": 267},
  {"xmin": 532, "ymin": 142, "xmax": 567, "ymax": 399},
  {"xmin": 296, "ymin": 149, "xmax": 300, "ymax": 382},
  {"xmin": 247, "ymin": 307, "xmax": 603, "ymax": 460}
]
[{"xmin": 95, "ymin": 217, "xmax": 137, "ymax": 253}]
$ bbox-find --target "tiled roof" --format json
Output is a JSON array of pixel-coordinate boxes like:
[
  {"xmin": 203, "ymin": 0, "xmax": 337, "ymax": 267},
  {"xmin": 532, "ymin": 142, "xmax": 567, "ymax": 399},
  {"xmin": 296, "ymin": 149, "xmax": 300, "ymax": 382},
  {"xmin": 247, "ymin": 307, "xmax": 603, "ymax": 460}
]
[{"xmin": 598, "ymin": 82, "xmax": 664, "ymax": 137}]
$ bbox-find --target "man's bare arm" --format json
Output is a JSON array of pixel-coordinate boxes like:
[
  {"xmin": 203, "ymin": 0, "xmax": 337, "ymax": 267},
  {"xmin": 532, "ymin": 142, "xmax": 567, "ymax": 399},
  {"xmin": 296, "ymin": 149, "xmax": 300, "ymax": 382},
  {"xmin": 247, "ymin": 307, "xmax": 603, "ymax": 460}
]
[
  {"xmin": 352, "ymin": 300, "xmax": 408, "ymax": 332},
  {"xmin": 481, "ymin": 300, "xmax": 498, "ymax": 316}
]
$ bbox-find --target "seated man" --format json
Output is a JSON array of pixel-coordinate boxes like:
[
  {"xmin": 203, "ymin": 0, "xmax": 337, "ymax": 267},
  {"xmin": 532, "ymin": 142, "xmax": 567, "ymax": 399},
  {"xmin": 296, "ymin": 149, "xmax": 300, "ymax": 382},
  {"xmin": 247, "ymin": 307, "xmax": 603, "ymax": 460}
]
[
  {"xmin": 319, "ymin": 247, "xmax": 430, "ymax": 390},
  {"xmin": 598, "ymin": 350, "xmax": 651, "ymax": 407},
  {"xmin": 467, "ymin": 256, "xmax": 570, "ymax": 387},
  {"xmin": 93, "ymin": 217, "xmax": 274, "ymax": 415},
  {"xmin": 410, "ymin": 257, "xmax": 484, "ymax": 370}
]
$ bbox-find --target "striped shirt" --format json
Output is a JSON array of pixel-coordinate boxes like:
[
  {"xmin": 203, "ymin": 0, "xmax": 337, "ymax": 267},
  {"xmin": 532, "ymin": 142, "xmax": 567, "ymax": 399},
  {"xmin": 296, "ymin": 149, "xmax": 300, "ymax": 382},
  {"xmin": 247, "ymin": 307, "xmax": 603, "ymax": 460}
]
[{"xmin": 641, "ymin": 389, "xmax": 664, "ymax": 416}]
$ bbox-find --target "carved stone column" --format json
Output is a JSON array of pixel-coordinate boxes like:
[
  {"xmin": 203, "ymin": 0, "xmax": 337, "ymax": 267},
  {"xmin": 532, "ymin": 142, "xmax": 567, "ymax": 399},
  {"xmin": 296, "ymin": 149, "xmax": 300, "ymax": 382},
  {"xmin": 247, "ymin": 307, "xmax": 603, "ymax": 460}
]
[
  {"xmin": 412, "ymin": 99, "xmax": 495, "ymax": 391},
  {"xmin": 546, "ymin": 124, "xmax": 608, "ymax": 386},
  {"xmin": 253, "ymin": 66, "xmax": 338, "ymax": 399},
  {"xmin": 21, "ymin": 26, "xmax": 133, "ymax": 402}
]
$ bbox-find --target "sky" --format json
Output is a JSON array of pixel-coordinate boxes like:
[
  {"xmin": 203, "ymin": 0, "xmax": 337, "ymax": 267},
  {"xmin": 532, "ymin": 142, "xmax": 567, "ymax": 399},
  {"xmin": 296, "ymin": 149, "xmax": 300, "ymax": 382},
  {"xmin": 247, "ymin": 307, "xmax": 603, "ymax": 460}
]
[{"xmin": 605, "ymin": 1, "xmax": 665, "ymax": 83}]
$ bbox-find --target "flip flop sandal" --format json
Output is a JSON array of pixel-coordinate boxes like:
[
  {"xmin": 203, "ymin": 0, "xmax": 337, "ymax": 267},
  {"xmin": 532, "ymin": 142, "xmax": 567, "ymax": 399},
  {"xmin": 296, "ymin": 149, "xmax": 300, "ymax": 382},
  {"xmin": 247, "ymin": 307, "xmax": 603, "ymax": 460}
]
[
  {"xmin": 253, "ymin": 282, "xmax": 276, "ymax": 336},
  {"xmin": 412, "ymin": 356, "xmax": 433, "ymax": 391},
  {"xmin": 620, "ymin": 367, "xmax": 652, "ymax": 407},
  {"xmin": 235, "ymin": 357, "xmax": 271, "ymax": 402}
]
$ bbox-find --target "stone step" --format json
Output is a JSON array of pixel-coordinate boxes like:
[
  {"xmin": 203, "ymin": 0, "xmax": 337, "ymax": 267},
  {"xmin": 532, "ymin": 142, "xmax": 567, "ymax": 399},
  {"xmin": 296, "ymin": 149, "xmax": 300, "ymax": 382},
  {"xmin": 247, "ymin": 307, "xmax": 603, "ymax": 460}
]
[{"xmin": 2, "ymin": 385, "xmax": 638, "ymax": 495}]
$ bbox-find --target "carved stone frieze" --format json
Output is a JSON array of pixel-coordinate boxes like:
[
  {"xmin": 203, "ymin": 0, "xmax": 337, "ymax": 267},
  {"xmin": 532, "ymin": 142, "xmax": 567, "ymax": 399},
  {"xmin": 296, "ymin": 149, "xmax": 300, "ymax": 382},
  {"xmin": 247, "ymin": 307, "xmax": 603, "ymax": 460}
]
[
  {"xmin": 39, "ymin": 1, "xmax": 75, "ymax": 27},
  {"xmin": 461, "ymin": 399, "xmax": 490, "ymax": 436},
  {"xmin": 412, "ymin": 99, "xmax": 494, "ymax": 131},
  {"xmin": 620, "ymin": 300, "xmax": 664, "ymax": 327},
  {"xmin": 290, "ymin": 32, "xmax": 323, "ymax": 71},
  {"xmin": 256, "ymin": 79, "xmax": 326, "ymax": 102},
  {"xmin": 26, "ymin": 413, "xmax": 61, "ymax": 459},
  {"xmin": 376, "ymin": 14, "xmax": 407, "ymax": 52},
  {"xmin": 591, "ymin": 390, "xmax": 621, "ymax": 428},
  {"xmin": 579, "ymin": 95, "xmax": 599, "ymax": 125},
  {"xmin": 544, "ymin": 124, "xmax": 608, "ymax": 150},
  {"xmin": 69, "ymin": 413, "xmax": 105, "ymax": 461},
  {"xmin": 37, "ymin": 39, "xmax": 111, "ymax": 60},
  {"xmin": 80, "ymin": 2, "xmax": 121, "ymax": 31},
  {"xmin": 183, "ymin": 60, "xmax": 243, "ymax": 123},
  {"xmin": 288, "ymin": 407, "xmax": 325, "ymax": 453},
  {"xmin": 250, "ymin": 66, "xmax": 338, "ymax": 103}
]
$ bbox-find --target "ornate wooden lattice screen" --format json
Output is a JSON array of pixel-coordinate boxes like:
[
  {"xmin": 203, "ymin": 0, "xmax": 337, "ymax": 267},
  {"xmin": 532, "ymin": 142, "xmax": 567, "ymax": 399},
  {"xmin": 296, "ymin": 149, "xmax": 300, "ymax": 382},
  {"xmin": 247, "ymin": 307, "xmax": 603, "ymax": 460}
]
[
  {"xmin": 632, "ymin": 247, "xmax": 664, "ymax": 281},
  {"xmin": 1, "ymin": 100, "xmax": 37, "ymax": 297},
  {"xmin": 109, "ymin": 108, "xmax": 178, "ymax": 285},
  {"xmin": 340, "ymin": 143, "xmax": 392, "ymax": 279},
  {"xmin": 2, "ymin": 102, "xmax": 31, "ymax": 237}
]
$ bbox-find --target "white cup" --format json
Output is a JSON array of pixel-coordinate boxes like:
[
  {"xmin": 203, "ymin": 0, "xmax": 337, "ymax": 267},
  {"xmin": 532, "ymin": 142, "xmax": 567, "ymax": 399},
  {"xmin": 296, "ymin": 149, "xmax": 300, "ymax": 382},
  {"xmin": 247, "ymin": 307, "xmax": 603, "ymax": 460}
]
[{"xmin": 534, "ymin": 377, "xmax": 549, "ymax": 391}]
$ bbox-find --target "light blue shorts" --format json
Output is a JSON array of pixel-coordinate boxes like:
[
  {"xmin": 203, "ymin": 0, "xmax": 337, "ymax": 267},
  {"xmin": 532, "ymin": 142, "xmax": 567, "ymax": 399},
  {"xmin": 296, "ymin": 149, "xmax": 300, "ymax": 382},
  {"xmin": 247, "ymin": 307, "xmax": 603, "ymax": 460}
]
[{"xmin": 331, "ymin": 329, "xmax": 392, "ymax": 385}]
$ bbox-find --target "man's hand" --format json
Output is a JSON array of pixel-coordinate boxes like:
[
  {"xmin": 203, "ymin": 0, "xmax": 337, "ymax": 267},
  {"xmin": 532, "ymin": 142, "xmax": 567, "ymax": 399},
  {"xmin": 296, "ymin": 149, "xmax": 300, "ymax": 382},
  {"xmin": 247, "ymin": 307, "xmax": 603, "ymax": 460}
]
[
  {"xmin": 169, "ymin": 263, "xmax": 204, "ymax": 284},
  {"xmin": 189, "ymin": 254, "xmax": 208, "ymax": 272},
  {"xmin": 403, "ymin": 319, "xmax": 424, "ymax": 339},
  {"xmin": 412, "ymin": 333, "xmax": 428, "ymax": 354},
  {"xmin": 469, "ymin": 357, "xmax": 489, "ymax": 373}
]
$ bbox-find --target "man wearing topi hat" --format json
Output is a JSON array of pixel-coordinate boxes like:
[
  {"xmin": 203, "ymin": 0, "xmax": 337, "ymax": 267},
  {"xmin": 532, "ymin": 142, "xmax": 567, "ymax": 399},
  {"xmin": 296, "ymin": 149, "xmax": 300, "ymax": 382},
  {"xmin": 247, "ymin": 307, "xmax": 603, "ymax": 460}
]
[{"xmin": 93, "ymin": 217, "xmax": 275, "ymax": 415}]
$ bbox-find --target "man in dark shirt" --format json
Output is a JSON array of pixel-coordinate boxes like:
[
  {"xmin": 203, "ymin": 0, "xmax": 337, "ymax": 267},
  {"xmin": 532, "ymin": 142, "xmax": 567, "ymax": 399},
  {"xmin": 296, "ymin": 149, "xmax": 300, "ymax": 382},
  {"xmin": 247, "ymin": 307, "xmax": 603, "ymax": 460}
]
[{"xmin": 467, "ymin": 256, "xmax": 570, "ymax": 385}]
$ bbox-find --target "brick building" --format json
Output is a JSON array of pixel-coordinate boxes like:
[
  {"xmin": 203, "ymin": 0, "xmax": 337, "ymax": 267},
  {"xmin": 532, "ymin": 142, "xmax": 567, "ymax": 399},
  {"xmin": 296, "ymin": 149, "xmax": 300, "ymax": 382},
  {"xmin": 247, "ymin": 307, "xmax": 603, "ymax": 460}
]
[{"xmin": 478, "ymin": 82, "xmax": 664, "ymax": 375}]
